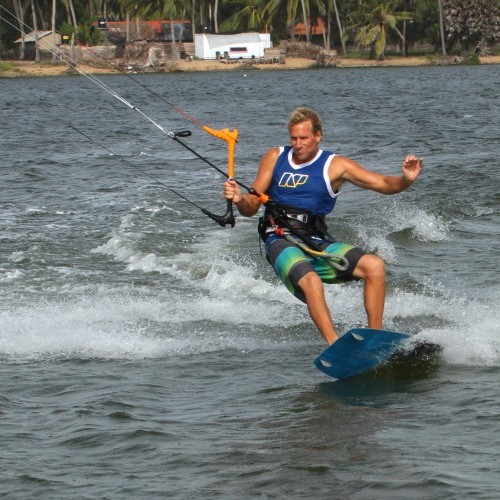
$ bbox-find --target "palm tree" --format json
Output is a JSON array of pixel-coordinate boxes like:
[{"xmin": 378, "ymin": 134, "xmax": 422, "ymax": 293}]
[
  {"xmin": 120, "ymin": 0, "xmax": 188, "ymax": 52},
  {"xmin": 330, "ymin": 0, "xmax": 346, "ymax": 55},
  {"xmin": 299, "ymin": 0, "xmax": 310, "ymax": 43},
  {"xmin": 220, "ymin": 0, "xmax": 271, "ymax": 33},
  {"xmin": 355, "ymin": 1, "xmax": 411, "ymax": 60},
  {"xmin": 51, "ymin": 0, "xmax": 57, "ymax": 62},
  {"xmin": 30, "ymin": 0, "xmax": 40, "ymax": 61},
  {"xmin": 294, "ymin": 0, "xmax": 330, "ymax": 46},
  {"xmin": 279, "ymin": 0, "xmax": 308, "ymax": 42},
  {"xmin": 261, "ymin": 0, "xmax": 287, "ymax": 38},
  {"xmin": 10, "ymin": 0, "xmax": 28, "ymax": 60},
  {"xmin": 61, "ymin": 0, "xmax": 78, "ymax": 28},
  {"xmin": 437, "ymin": 0, "xmax": 446, "ymax": 55}
]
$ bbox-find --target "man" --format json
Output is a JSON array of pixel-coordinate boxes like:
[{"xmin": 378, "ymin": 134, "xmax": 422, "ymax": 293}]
[{"xmin": 223, "ymin": 107, "xmax": 422, "ymax": 345}]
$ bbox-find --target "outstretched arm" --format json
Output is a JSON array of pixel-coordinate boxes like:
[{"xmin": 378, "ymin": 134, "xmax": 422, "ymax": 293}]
[{"xmin": 331, "ymin": 155, "xmax": 423, "ymax": 194}]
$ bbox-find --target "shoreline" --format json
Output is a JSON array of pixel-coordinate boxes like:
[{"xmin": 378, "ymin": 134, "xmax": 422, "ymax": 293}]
[{"xmin": 1, "ymin": 54, "xmax": 499, "ymax": 77}]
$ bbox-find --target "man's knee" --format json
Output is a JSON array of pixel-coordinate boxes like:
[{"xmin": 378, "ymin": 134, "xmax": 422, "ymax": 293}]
[
  {"xmin": 354, "ymin": 254, "xmax": 385, "ymax": 281},
  {"xmin": 370, "ymin": 255, "xmax": 386, "ymax": 279},
  {"xmin": 297, "ymin": 270, "xmax": 323, "ymax": 293}
]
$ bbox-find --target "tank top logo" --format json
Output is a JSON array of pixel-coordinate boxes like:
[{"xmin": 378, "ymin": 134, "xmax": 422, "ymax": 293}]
[{"xmin": 278, "ymin": 172, "xmax": 309, "ymax": 188}]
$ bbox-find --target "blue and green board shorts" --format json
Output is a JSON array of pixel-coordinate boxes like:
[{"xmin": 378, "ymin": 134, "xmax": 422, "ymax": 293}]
[{"xmin": 264, "ymin": 233, "xmax": 367, "ymax": 304}]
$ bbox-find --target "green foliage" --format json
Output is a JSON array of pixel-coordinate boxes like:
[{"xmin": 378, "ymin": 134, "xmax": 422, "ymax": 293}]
[
  {"xmin": 354, "ymin": 1, "xmax": 411, "ymax": 60},
  {"xmin": 0, "ymin": 61, "xmax": 14, "ymax": 73},
  {"xmin": 220, "ymin": 0, "xmax": 267, "ymax": 32},
  {"xmin": 59, "ymin": 22, "xmax": 75, "ymax": 38},
  {"xmin": 462, "ymin": 50, "xmax": 480, "ymax": 64},
  {"xmin": 443, "ymin": 0, "xmax": 500, "ymax": 49},
  {"xmin": 77, "ymin": 22, "xmax": 106, "ymax": 46},
  {"xmin": 407, "ymin": 0, "xmax": 441, "ymax": 46},
  {"xmin": 1, "ymin": 0, "xmax": 498, "ymax": 59}
]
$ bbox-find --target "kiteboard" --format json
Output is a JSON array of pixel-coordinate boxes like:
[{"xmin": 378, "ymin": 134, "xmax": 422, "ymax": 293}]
[{"xmin": 314, "ymin": 328, "xmax": 412, "ymax": 381}]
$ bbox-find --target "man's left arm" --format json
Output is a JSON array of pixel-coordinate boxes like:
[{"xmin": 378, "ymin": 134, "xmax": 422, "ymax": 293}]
[{"xmin": 334, "ymin": 155, "xmax": 423, "ymax": 194}]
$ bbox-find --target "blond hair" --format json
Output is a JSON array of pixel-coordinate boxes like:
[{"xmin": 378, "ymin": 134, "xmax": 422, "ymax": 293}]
[{"xmin": 287, "ymin": 107, "xmax": 323, "ymax": 134}]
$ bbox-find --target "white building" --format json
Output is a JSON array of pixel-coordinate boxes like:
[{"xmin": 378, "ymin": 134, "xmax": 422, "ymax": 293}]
[{"xmin": 195, "ymin": 32, "xmax": 271, "ymax": 60}]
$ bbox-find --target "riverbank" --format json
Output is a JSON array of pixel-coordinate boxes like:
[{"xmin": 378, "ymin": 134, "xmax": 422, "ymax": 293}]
[{"xmin": 1, "ymin": 54, "xmax": 499, "ymax": 77}]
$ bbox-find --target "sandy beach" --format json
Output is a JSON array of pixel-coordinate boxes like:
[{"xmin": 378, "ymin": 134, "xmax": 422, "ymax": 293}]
[{"xmin": 1, "ymin": 54, "xmax": 499, "ymax": 77}]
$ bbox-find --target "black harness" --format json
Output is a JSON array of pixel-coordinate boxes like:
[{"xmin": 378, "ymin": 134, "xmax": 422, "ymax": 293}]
[{"xmin": 258, "ymin": 203, "xmax": 334, "ymax": 251}]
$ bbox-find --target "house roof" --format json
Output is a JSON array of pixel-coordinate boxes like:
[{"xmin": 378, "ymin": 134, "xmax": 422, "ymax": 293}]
[
  {"xmin": 15, "ymin": 31, "xmax": 58, "ymax": 43},
  {"xmin": 201, "ymin": 32, "xmax": 265, "ymax": 49}
]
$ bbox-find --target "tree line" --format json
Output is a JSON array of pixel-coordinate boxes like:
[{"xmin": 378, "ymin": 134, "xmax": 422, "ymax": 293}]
[{"xmin": 1, "ymin": 0, "xmax": 499, "ymax": 61}]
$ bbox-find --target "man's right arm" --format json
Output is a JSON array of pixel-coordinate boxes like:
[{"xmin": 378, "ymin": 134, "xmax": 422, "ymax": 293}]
[
  {"xmin": 223, "ymin": 147, "xmax": 279, "ymax": 217},
  {"xmin": 223, "ymin": 180, "xmax": 261, "ymax": 216}
]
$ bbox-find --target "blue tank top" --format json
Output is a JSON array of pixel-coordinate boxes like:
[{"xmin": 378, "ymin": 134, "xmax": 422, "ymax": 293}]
[{"xmin": 267, "ymin": 146, "xmax": 340, "ymax": 215}]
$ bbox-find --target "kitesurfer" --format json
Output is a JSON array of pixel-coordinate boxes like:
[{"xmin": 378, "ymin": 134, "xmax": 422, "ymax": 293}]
[{"xmin": 223, "ymin": 107, "xmax": 422, "ymax": 345}]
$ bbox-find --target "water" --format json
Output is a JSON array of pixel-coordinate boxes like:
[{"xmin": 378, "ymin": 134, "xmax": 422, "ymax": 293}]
[{"xmin": 1, "ymin": 64, "xmax": 499, "ymax": 498}]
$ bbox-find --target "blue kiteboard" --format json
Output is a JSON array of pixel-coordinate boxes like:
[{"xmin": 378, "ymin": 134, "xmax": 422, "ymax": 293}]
[{"xmin": 314, "ymin": 328, "xmax": 411, "ymax": 381}]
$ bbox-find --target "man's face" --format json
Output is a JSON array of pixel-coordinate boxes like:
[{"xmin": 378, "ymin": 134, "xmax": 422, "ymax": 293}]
[{"xmin": 289, "ymin": 120, "xmax": 321, "ymax": 164}]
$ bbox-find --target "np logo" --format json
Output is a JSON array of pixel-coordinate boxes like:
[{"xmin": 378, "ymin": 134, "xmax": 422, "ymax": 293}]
[{"xmin": 278, "ymin": 172, "xmax": 309, "ymax": 188}]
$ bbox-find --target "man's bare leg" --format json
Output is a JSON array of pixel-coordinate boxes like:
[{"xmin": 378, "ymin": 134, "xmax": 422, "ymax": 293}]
[
  {"xmin": 353, "ymin": 254, "xmax": 386, "ymax": 329},
  {"xmin": 298, "ymin": 271, "xmax": 339, "ymax": 344},
  {"xmin": 298, "ymin": 254, "xmax": 385, "ymax": 344}
]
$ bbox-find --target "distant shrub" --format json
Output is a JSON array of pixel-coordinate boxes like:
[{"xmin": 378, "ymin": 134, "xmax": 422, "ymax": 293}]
[
  {"xmin": 463, "ymin": 51, "xmax": 480, "ymax": 65},
  {"xmin": 0, "ymin": 61, "xmax": 13, "ymax": 73}
]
